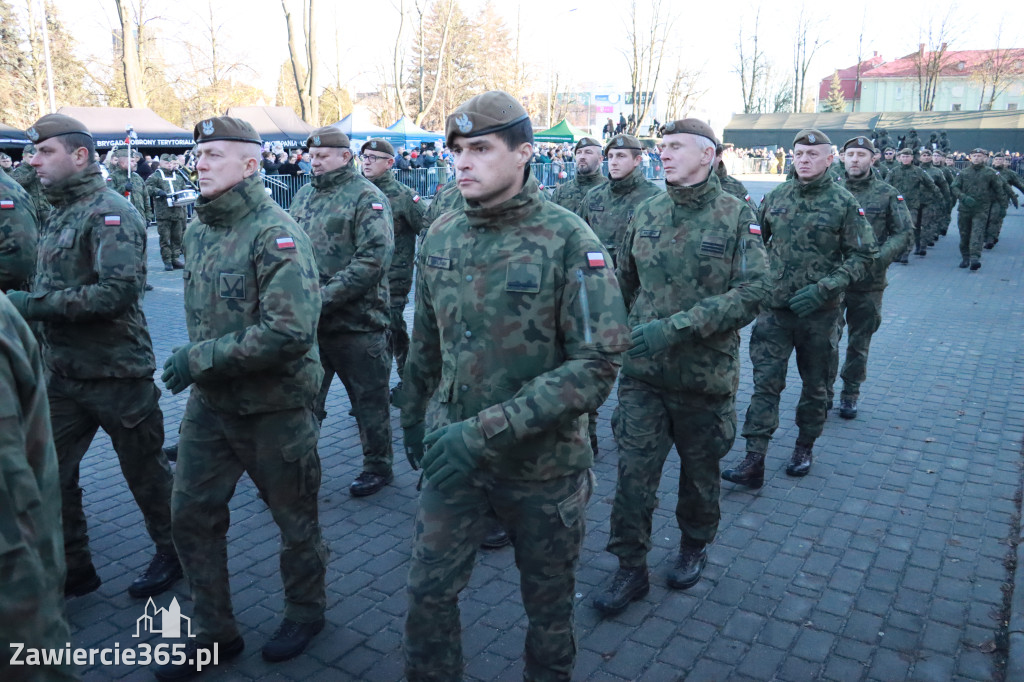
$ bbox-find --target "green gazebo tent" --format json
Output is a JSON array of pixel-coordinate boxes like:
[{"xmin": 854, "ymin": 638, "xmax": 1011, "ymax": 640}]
[{"xmin": 534, "ymin": 118, "xmax": 590, "ymax": 143}]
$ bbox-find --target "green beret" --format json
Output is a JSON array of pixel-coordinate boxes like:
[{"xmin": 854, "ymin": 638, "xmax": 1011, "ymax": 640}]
[
  {"xmin": 159, "ymin": 153, "xmax": 175, "ymax": 162},
  {"xmin": 194, "ymin": 116, "xmax": 261, "ymax": 145},
  {"xmin": 26, "ymin": 113, "xmax": 92, "ymax": 144},
  {"xmin": 574, "ymin": 136, "xmax": 602, "ymax": 153},
  {"xmin": 660, "ymin": 118, "xmax": 719, "ymax": 146},
  {"xmin": 898, "ymin": 148, "xmax": 914, "ymax": 155},
  {"xmin": 604, "ymin": 133, "xmax": 642, "ymax": 155},
  {"xmin": 932, "ymin": 150, "xmax": 944, "ymax": 157},
  {"xmin": 445, "ymin": 90, "xmax": 530, "ymax": 147},
  {"xmin": 111, "ymin": 148, "xmax": 131, "ymax": 159},
  {"xmin": 841, "ymin": 136, "xmax": 875, "ymax": 153},
  {"xmin": 307, "ymin": 126, "xmax": 350, "ymax": 149},
  {"xmin": 793, "ymin": 129, "xmax": 830, "ymax": 146},
  {"xmin": 971, "ymin": 147, "xmax": 988, "ymax": 155},
  {"xmin": 22, "ymin": 143, "xmax": 35, "ymax": 155},
  {"xmin": 919, "ymin": 148, "xmax": 933, "ymax": 156},
  {"xmin": 993, "ymin": 152, "xmax": 1006, "ymax": 159},
  {"xmin": 361, "ymin": 138, "xmax": 394, "ymax": 156}
]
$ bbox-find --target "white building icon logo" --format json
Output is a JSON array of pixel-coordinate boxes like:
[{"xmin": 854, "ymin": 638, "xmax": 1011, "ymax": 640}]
[{"xmin": 134, "ymin": 597, "xmax": 194, "ymax": 638}]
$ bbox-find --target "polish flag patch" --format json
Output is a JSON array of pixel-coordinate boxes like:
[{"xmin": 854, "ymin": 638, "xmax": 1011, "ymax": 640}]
[
  {"xmin": 413, "ymin": 195, "xmax": 421, "ymax": 203},
  {"xmin": 371, "ymin": 202, "xmax": 384, "ymax": 210},
  {"xmin": 587, "ymin": 251, "xmax": 606, "ymax": 268},
  {"xmin": 276, "ymin": 236, "xmax": 296, "ymax": 250},
  {"xmin": 858, "ymin": 208, "xmax": 865, "ymax": 216},
  {"xmin": 749, "ymin": 223, "xmax": 762, "ymax": 235},
  {"xmin": 897, "ymin": 194, "xmax": 905, "ymax": 202},
  {"xmin": 104, "ymin": 215, "xmax": 121, "ymax": 226},
  {"xmin": 744, "ymin": 194, "xmax": 751, "ymax": 202},
  {"xmin": 0, "ymin": 200, "xmax": 14, "ymax": 210}
]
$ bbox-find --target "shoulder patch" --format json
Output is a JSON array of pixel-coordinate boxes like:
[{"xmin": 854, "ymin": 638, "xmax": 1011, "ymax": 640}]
[
  {"xmin": 0, "ymin": 200, "xmax": 14, "ymax": 210},
  {"xmin": 371, "ymin": 202, "xmax": 384, "ymax": 210},
  {"xmin": 104, "ymin": 215, "xmax": 121, "ymax": 226},
  {"xmin": 413, "ymin": 195, "xmax": 421, "ymax": 203},
  {"xmin": 587, "ymin": 251, "xmax": 606, "ymax": 268},
  {"xmin": 857, "ymin": 208, "xmax": 865, "ymax": 216},
  {"xmin": 896, "ymin": 195, "xmax": 904, "ymax": 201},
  {"xmin": 275, "ymin": 236, "xmax": 296, "ymax": 250},
  {"xmin": 749, "ymin": 223, "xmax": 762, "ymax": 235}
]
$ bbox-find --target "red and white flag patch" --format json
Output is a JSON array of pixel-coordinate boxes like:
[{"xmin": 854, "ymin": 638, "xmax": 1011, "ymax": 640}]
[
  {"xmin": 413, "ymin": 195, "xmax": 421, "ymax": 203},
  {"xmin": 896, "ymin": 194, "xmax": 905, "ymax": 202},
  {"xmin": 749, "ymin": 223, "xmax": 762, "ymax": 235},
  {"xmin": 371, "ymin": 202, "xmax": 384, "ymax": 210},
  {"xmin": 276, "ymin": 236, "xmax": 296, "ymax": 250},
  {"xmin": 104, "ymin": 215, "xmax": 121, "ymax": 226},
  {"xmin": 587, "ymin": 251, "xmax": 606, "ymax": 268},
  {"xmin": 858, "ymin": 208, "xmax": 865, "ymax": 216},
  {"xmin": 0, "ymin": 200, "xmax": 14, "ymax": 210}
]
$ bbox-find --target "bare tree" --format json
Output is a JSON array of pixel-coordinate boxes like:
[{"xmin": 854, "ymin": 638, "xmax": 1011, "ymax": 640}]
[
  {"xmin": 663, "ymin": 61, "xmax": 707, "ymax": 120},
  {"xmin": 973, "ymin": 22, "xmax": 1024, "ymax": 110},
  {"xmin": 391, "ymin": 0, "xmax": 456, "ymax": 127},
  {"xmin": 623, "ymin": 0, "xmax": 672, "ymax": 134},
  {"xmin": 791, "ymin": 5, "xmax": 827, "ymax": 113},
  {"xmin": 735, "ymin": 8, "xmax": 767, "ymax": 114},
  {"xmin": 113, "ymin": 0, "xmax": 146, "ymax": 106},
  {"xmin": 281, "ymin": 0, "xmax": 318, "ymax": 124},
  {"xmin": 910, "ymin": 7, "xmax": 958, "ymax": 111}
]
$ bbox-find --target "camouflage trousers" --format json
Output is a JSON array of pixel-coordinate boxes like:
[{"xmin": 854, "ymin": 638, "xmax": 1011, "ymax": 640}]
[
  {"xmin": 172, "ymin": 395, "xmax": 327, "ymax": 642},
  {"xmin": 741, "ymin": 306, "xmax": 839, "ymax": 454},
  {"xmin": 921, "ymin": 204, "xmax": 947, "ymax": 245},
  {"xmin": 607, "ymin": 377, "xmax": 736, "ymax": 567},
  {"xmin": 315, "ymin": 330, "xmax": 394, "ymax": 476},
  {"xmin": 405, "ymin": 469, "xmax": 593, "ymax": 682},
  {"xmin": 156, "ymin": 215, "xmax": 186, "ymax": 264},
  {"xmin": 958, "ymin": 206, "xmax": 990, "ymax": 260},
  {"xmin": 986, "ymin": 203, "xmax": 1008, "ymax": 243},
  {"xmin": 389, "ymin": 295, "xmax": 410, "ymax": 380},
  {"xmin": 827, "ymin": 290, "xmax": 885, "ymax": 403},
  {"xmin": 48, "ymin": 374, "xmax": 173, "ymax": 574}
]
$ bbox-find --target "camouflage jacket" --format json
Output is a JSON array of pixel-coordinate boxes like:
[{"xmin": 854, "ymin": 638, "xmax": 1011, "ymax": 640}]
[
  {"xmin": 399, "ymin": 176, "xmax": 630, "ymax": 480},
  {"xmin": 617, "ymin": 173, "xmax": 770, "ymax": 396},
  {"xmin": 23, "ymin": 165, "xmax": 155, "ymax": 379},
  {"xmin": 10, "ymin": 162, "xmax": 51, "ymax": 226},
  {"xmin": 940, "ymin": 165, "xmax": 957, "ymax": 201},
  {"xmin": 107, "ymin": 167, "xmax": 151, "ymax": 222},
  {"xmin": 758, "ymin": 170, "xmax": 878, "ymax": 310},
  {"xmin": 884, "ymin": 164, "xmax": 939, "ymax": 210},
  {"xmin": 184, "ymin": 174, "xmax": 323, "ymax": 415},
  {"xmin": 291, "ymin": 164, "xmax": 393, "ymax": 334},
  {"xmin": 578, "ymin": 166, "xmax": 662, "ymax": 259},
  {"xmin": 425, "ymin": 178, "xmax": 463, "ymax": 225},
  {"xmin": 144, "ymin": 169, "xmax": 189, "ymax": 221},
  {"xmin": 842, "ymin": 173, "xmax": 914, "ymax": 291},
  {"xmin": 0, "ymin": 171, "xmax": 38, "ymax": 292},
  {"xmin": 369, "ymin": 171, "xmax": 427, "ymax": 299},
  {"xmin": 716, "ymin": 168, "xmax": 759, "ymax": 214},
  {"xmin": 951, "ymin": 164, "xmax": 1005, "ymax": 214},
  {"xmin": 920, "ymin": 162, "xmax": 951, "ymax": 208},
  {"xmin": 550, "ymin": 170, "xmax": 608, "ymax": 214},
  {"xmin": 994, "ymin": 167, "xmax": 1024, "ymax": 207}
]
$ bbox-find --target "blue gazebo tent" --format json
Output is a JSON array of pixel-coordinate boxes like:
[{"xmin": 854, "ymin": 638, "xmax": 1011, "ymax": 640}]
[{"xmin": 387, "ymin": 116, "xmax": 444, "ymax": 149}]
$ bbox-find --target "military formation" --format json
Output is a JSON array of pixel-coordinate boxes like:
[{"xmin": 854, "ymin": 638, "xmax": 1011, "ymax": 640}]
[{"xmin": 1, "ymin": 99, "xmax": 1022, "ymax": 682}]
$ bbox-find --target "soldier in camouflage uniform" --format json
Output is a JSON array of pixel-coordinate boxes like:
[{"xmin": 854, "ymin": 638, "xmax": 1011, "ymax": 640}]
[
  {"xmin": 0, "ymin": 170, "xmax": 38, "ymax": 292},
  {"xmin": 425, "ymin": 176, "xmax": 462, "ymax": 225},
  {"xmin": 394, "ymin": 91, "xmax": 630, "ymax": 682},
  {"xmin": 721, "ymin": 129, "xmax": 877, "ymax": 487},
  {"xmin": 951, "ymin": 148, "xmax": 1006, "ymax": 270},
  {"xmin": 108, "ymin": 148, "xmax": 151, "ymax": 224},
  {"xmin": 157, "ymin": 117, "xmax": 327, "ymax": 677},
  {"xmin": 291, "ymin": 127, "xmax": 395, "ymax": 498},
  {"xmin": 593, "ymin": 120, "xmax": 770, "ymax": 617},
  {"xmin": 715, "ymin": 144, "xmax": 759, "ymax": 213},
  {"xmin": 11, "ymin": 144, "xmax": 52, "ymax": 226},
  {"xmin": 879, "ymin": 147, "xmax": 897, "ymax": 175},
  {"xmin": 8, "ymin": 114, "xmax": 179, "ymax": 601},
  {"xmin": 0, "ymin": 154, "xmax": 12, "ymax": 174},
  {"xmin": 145, "ymin": 154, "xmax": 187, "ymax": 270},
  {"xmin": 932, "ymin": 150, "xmax": 957, "ymax": 235},
  {"xmin": 550, "ymin": 136, "xmax": 608, "ymax": 213},
  {"xmin": 885, "ymin": 148, "xmax": 939, "ymax": 258},
  {"xmin": 0, "ymin": 294, "xmax": 78, "ymax": 682},
  {"xmin": 826, "ymin": 137, "xmax": 913, "ymax": 420},
  {"xmin": 918, "ymin": 149, "xmax": 951, "ymax": 247},
  {"xmin": 360, "ymin": 138, "xmax": 428, "ymax": 395},
  {"xmin": 987, "ymin": 153, "xmax": 1024, "ymax": 248}
]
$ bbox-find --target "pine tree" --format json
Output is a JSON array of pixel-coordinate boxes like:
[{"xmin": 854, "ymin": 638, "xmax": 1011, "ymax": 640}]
[{"xmin": 825, "ymin": 70, "xmax": 846, "ymax": 112}]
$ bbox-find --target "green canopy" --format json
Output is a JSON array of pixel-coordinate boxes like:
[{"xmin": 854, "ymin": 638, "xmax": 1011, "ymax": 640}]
[{"xmin": 534, "ymin": 118, "xmax": 590, "ymax": 143}]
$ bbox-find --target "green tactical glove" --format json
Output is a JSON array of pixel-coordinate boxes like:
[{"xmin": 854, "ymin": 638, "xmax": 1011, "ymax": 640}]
[
  {"xmin": 628, "ymin": 316, "xmax": 694, "ymax": 359},
  {"xmin": 5, "ymin": 290, "xmax": 33, "ymax": 318},
  {"xmin": 960, "ymin": 196, "xmax": 978, "ymax": 211},
  {"xmin": 161, "ymin": 343, "xmax": 195, "ymax": 395},
  {"xmin": 788, "ymin": 284, "xmax": 827, "ymax": 318},
  {"xmin": 403, "ymin": 421, "xmax": 426, "ymax": 471},
  {"xmin": 421, "ymin": 421, "xmax": 481, "ymax": 494}
]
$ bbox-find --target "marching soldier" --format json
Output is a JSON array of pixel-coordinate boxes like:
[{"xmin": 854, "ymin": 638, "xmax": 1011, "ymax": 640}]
[
  {"xmin": 951, "ymin": 148, "xmax": 1005, "ymax": 270},
  {"xmin": 0, "ymin": 170, "xmax": 38, "ymax": 293},
  {"xmin": 550, "ymin": 137, "xmax": 608, "ymax": 213},
  {"xmin": 145, "ymin": 154, "xmax": 188, "ymax": 270},
  {"xmin": 885, "ymin": 148, "xmax": 939, "ymax": 258},
  {"xmin": 918, "ymin": 149, "xmax": 951, "ymax": 247},
  {"xmin": 987, "ymin": 153, "xmax": 1024, "ymax": 248}
]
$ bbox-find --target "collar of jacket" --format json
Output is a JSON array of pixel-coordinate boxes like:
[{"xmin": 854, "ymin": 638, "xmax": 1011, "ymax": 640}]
[
  {"xmin": 666, "ymin": 171, "xmax": 719, "ymax": 208},
  {"xmin": 194, "ymin": 173, "xmax": 265, "ymax": 228},
  {"xmin": 464, "ymin": 174, "xmax": 542, "ymax": 228},
  {"xmin": 311, "ymin": 163, "xmax": 356, "ymax": 190},
  {"xmin": 43, "ymin": 164, "xmax": 106, "ymax": 207},
  {"xmin": 794, "ymin": 169, "xmax": 834, "ymax": 195},
  {"xmin": 609, "ymin": 165, "xmax": 646, "ymax": 195},
  {"xmin": 369, "ymin": 171, "xmax": 396, "ymax": 191},
  {"xmin": 921, "ymin": 161, "xmax": 934, "ymax": 169},
  {"xmin": 575, "ymin": 170, "xmax": 605, "ymax": 190},
  {"xmin": 844, "ymin": 172, "xmax": 875, "ymax": 192}
]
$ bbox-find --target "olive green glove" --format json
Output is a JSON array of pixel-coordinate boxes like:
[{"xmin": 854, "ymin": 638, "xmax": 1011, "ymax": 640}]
[
  {"xmin": 421, "ymin": 421, "xmax": 482, "ymax": 494},
  {"xmin": 161, "ymin": 343, "xmax": 195, "ymax": 395},
  {"xmin": 403, "ymin": 421, "xmax": 426, "ymax": 471},
  {"xmin": 960, "ymin": 196, "xmax": 978, "ymax": 211},
  {"xmin": 628, "ymin": 315, "xmax": 693, "ymax": 359},
  {"xmin": 788, "ymin": 284, "xmax": 827, "ymax": 318}
]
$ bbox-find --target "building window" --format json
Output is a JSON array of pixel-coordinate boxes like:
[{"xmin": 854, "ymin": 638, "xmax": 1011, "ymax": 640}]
[
  {"xmin": 951, "ymin": 103, "xmax": 962, "ymax": 111},
  {"xmin": 895, "ymin": 86, "xmax": 902, "ymax": 100},
  {"xmin": 1009, "ymin": 103, "xmax": 1019, "ymax": 111}
]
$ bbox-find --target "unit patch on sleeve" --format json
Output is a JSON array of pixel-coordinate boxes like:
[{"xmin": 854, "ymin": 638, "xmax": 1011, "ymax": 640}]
[
  {"xmin": 276, "ymin": 236, "xmax": 296, "ymax": 250},
  {"xmin": 587, "ymin": 251, "xmax": 606, "ymax": 268}
]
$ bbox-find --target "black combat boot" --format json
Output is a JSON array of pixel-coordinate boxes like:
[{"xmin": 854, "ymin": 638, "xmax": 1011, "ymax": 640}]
[
  {"xmin": 480, "ymin": 520, "xmax": 511, "ymax": 549},
  {"xmin": 984, "ymin": 241, "xmax": 994, "ymax": 249},
  {"xmin": 785, "ymin": 444, "xmax": 813, "ymax": 477},
  {"xmin": 129, "ymin": 551, "xmax": 183, "ymax": 598},
  {"xmin": 970, "ymin": 258, "xmax": 981, "ymax": 271},
  {"xmin": 839, "ymin": 397, "xmax": 858, "ymax": 420},
  {"xmin": 959, "ymin": 258, "xmax": 969, "ymax": 268},
  {"xmin": 162, "ymin": 443, "xmax": 178, "ymax": 462},
  {"xmin": 667, "ymin": 542, "xmax": 707, "ymax": 590},
  {"xmin": 163, "ymin": 262, "xmax": 174, "ymax": 271},
  {"xmin": 593, "ymin": 566, "xmax": 649, "ymax": 616},
  {"xmin": 721, "ymin": 452, "xmax": 765, "ymax": 488},
  {"xmin": 64, "ymin": 563, "xmax": 102, "ymax": 598},
  {"xmin": 349, "ymin": 471, "xmax": 393, "ymax": 497},
  {"xmin": 172, "ymin": 258, "xmax": 185, "ymax": 269},
  {"xmin": 262, "ymin": 616, "xmax": 324, "ymax": 662}
]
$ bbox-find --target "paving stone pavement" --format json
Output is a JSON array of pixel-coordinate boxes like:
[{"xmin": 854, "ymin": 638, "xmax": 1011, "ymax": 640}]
[{"xmin": 61, "ymin": 178, "xmax": 1024, "ymax": 681}]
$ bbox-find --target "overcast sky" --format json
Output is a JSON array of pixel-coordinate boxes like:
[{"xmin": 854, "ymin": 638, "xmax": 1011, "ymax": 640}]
[{"xmin": 46, "ymin": 0, "xmax": 1024, "ymax": 132}]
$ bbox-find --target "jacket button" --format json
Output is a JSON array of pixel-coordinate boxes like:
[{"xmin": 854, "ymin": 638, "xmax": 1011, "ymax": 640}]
[
  {"xmin": 465, "ymin": 331, "xmax": 472, "ymax": 338},
  {"xmin": 466, "ymin": 275, "xmax": 473, "ymax": 282},
  {"xmin": 461, "ymin": 384, "xmax": 469, "ymax": 392}
]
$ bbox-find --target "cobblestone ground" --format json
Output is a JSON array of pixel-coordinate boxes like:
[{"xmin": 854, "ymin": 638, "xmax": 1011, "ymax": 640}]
[{"xmin": 64, "ymin": 178, "xmax": 1024, "ymax": 681}]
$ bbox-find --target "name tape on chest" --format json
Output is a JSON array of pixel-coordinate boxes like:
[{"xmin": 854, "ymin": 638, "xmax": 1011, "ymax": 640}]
[
  {"xmin": 749, "ymin": 223, "xmax": 762, "ymax": 235},
  {"xmin": 426, "ymin": 255, "xmax": 452, "ymax": 270},
  {"xmin": 638, "ymin": 229, "xmax": 661, "ymax": 239},
  {"xmin": 276, "ymin": 236, "xmax": 296, "ymax": 250},
  {"xmin": 104, "ymin": 215, "xmax": 121, "ymax": 226},
  {"xmin": 0, "ymin": 200, "xmax": 13, "ymax": 210},
  {"xmin": 587, "ymin": 251, "xmax": 606, "ymax": 268}
]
